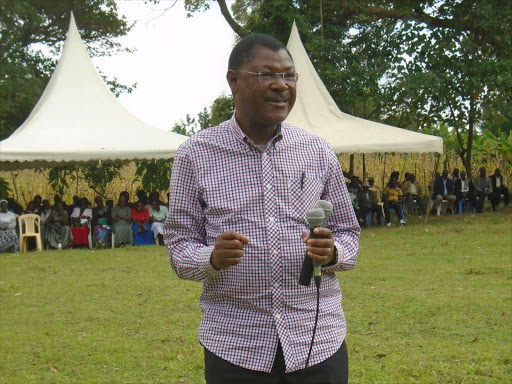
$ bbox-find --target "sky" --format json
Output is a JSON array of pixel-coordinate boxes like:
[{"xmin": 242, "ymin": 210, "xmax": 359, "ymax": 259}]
[{"xmin": 92, "ymin": 0, "xmax": 236, "ymax": 131}]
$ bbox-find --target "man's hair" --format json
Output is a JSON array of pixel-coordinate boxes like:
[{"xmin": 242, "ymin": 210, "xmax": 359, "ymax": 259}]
[{"xmin": 228, "ymin": 33, "xmax": 291, "ymax": 70}]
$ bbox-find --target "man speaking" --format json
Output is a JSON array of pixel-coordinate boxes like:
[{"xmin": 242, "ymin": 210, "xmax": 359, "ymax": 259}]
[{"xmin": 164, "ymin": 34, "xmax": 360, "ymax": 383}]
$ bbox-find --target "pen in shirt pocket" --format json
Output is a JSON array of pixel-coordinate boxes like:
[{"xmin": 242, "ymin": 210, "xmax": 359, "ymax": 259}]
[{"xmin": 300, "ymin": 172, "xmax": 305, "ymax": 190}]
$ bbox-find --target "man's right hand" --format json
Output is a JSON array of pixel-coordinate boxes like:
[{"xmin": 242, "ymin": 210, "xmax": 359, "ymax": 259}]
[{"xmin": 210, "ymin": 230, "xmax": 250, "ymax": 270}]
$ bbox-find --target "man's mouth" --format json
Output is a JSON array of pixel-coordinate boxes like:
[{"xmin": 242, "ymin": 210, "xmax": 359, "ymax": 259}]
[{"xmin": 265, "ymin": 98, "xmax": 288, "ymax": 106}]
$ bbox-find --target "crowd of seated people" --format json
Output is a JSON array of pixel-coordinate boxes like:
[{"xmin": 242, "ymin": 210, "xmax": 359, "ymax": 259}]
[
  {"xmin": 0, "ymin": 190, "xmax": 170, "ymax": 253},
  {"xmin": 345, "ymin": 167, "xmax": 509, "ymax": 228}
]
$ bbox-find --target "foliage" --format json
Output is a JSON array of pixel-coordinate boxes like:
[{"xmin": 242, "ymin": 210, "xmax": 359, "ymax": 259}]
[
  {"xmin": 80, "ymin": 162, "xmax": 125, "ymax": 198},
  {"xmin": 0, "ymin": 0, "xmax": 135, "ymax": 140},
  {"xmin": 1, "ymin": 212, "xmax": 511, "ymax": 382},
  {"xmin": 184, "ymin": 0, "xmax": 512, "ymax": 177},
  {"xmin": 0, "ymin": 176, "xmax": 11, "ymax": 199},
  {"xmin": 133, "ymin": 159, "xmax": 172, "ymax": 195},
  {"xmin": 45, "ymin": 166, "xmax": 76, "ymax": 196},
  {"xmin": 209, "ymin": 94, "xmax": 234, "ymax": 126},
  {"xmin": 42, "ymin": 163, "xmax": 125, "ymax": 197}
]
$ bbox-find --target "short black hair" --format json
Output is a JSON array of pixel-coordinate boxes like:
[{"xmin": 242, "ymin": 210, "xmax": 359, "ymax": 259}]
[{"xmin": 228, "ymin": 33, "xmax": 292, "ymax": 70}]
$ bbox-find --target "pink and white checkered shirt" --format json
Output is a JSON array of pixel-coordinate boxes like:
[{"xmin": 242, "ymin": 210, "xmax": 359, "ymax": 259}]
[{"xmin": 164, "ymin": 116, "xmax": 360, "ymax": 373}]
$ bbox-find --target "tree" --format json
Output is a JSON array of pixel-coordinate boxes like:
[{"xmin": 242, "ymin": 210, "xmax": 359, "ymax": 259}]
[
  {"xmin": 0, "ymin": 0, "xmax": 134, "ymax": 140},
  {"xmin": 184, "ymin": 0, "xmax": 512, "ymax": 177}
]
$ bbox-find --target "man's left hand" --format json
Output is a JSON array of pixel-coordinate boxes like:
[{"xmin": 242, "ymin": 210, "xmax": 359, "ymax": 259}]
[{"xmin": 302, "ymin": 228, "xmax": 336, "ymax": 265}]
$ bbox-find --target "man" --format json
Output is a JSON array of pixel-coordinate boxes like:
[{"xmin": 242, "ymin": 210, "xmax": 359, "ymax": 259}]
[
  {"xmin": 474, "ymin": 167, "xmax": 493, "ymax": 213},
  {"xmin": 490, "ymin": 168, "xmax": 509, "ymax": 209},
  {"xmin": 454, "ymin": 171, "xmax": 476, "ymax": 212},
  {"xmin": 430, "ymin": 170, "xmax": 456, "ymax": 215},
  {"xmin": 368, "ymin": 176, "xmax": 382, "ymax": 202},
  {"xmin": 402, "ymin": 174, "xmax": 426, "ymax": 215},
  {"xmin": 452, "ymin": 168, "xmax": 460, "ymax": 181},
  {"xmin": 358, "ymin": 180, "xmax": 382, "ymax": 226},
  {"xmin": 382, "ymin": 174, "xmax": 406, "ymax": 226},
  {"xmin": 164, "ymin": 34, "xmax": 360, "ymax": 383}
]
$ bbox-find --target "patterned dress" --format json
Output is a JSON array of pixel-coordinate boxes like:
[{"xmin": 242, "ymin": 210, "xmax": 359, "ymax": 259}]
[{"xmin": 0, "ymin": 211, "xmax": 18, "ymax": 252}]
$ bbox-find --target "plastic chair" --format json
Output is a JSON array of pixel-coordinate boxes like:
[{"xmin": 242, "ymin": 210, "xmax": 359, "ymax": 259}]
[{"xmin": 18, "ymin": 214, "xmax": 43, "ymax": 252}]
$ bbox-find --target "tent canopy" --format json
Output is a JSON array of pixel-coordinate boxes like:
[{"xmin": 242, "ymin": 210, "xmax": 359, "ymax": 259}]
[
  {"xmin": 0, "ymin": 13, "xmax": 188, "ymax": 171},
  {"xmin": 285, "ymin": 22, "xmax": 443, "ymax": 154}
]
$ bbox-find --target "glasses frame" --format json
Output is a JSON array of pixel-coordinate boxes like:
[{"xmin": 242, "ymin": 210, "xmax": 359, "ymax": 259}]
[{"xmin": 232, "ymin": 70, "xmax": 299, "ymax": 85}]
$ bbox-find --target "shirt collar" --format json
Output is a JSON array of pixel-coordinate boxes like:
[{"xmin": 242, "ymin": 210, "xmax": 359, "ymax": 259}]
[{"xmin": 229, "ymin": 114, "xmax": 284, "ymax": 151}]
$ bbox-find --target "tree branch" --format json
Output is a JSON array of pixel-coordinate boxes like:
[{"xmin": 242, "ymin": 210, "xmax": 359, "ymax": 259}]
[{"xmin": 217, "ymin": 0, "xmax": 247, "ymax": 38}]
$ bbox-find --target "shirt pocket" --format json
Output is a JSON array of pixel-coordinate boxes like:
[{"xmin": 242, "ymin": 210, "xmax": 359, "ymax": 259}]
[{"xmin": 287, "ymin": 173, "xmax": 325, "ymax": 221}]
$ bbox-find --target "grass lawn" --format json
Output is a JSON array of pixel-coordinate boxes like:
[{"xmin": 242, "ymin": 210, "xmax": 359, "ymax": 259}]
[{"xmin": 1, "ymin": 210, "xmax": 511, "ymax": 383}]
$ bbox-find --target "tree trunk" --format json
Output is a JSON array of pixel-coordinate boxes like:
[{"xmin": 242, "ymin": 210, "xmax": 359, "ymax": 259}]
[
  {"xmin": 466, "ymin": 95, "xmax": 475, "ymax": 178},
  {"xmin": 349, "ymin": 154, "xmax": 355, "ymax": 176},
  {"xmin": 362, "ymin": 153, "xmax": 366, "ymax": 180},
  {"xmin": 319, "ymin": 0, "xmax": 324, "ymax": 41}
]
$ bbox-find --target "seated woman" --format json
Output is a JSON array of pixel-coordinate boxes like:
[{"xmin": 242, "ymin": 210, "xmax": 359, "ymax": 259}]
[
  {"xmin": 92, "ymin": 196, "xmax": 111, "ymax": 249},
  {"xmin": 383, "ymin": 175, "xmax": 406, "ymax": 227},
  {"xmin": 131, "ymin": 200, "xmax": 153, "ymax": 246},
  {"xmin": 0, "ymin": 199, "xmax": 19, "ymax": 253},
  {"xmin": 70, "ymin": 198, "xmax": 92, "ymax": 248},
  {"xmin": 45, "ymin": 201, "xmax": 73, "ymax": 249},
  {"xmin": 149, "ymin": 199, "xmax": 169, "ymax": 245},
  {"xmin": 111, "ymin": 195, "xmax": 133, "ymax": 247}
]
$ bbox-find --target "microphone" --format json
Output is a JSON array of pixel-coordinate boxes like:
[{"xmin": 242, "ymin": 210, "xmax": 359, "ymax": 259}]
[
  {"xmin": 312, "ymin": 200, "xmax": 333, "ymax": 287},
  {"xmin": 299, "ymin": 207, "xmax": 325, "ymax": 287}
]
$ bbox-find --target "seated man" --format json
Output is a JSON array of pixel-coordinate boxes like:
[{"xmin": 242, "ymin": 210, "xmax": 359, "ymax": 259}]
[
  {"xmin": 430, "ymin": 170, "xmax": 456, "ymax": 215},
  {"xmin": 402, "ymin": 174, "xmax": 426, "ymax": 215},
  {"xmin": 368, "ymin": 177, "xmax": 382, "ymax": 202},
  {"xmin": 474, "ymin": 167, "xmax": 493, "ymax": 213},
  {"xmin": 149, "ymin": 199, "xmax": 169, "ymax": 245},
  {"xmin": 358, "ymin": 180, "xmax": 382, "ymax": 226},
  {"xmin": 490, "ymin": 168, "xmax": 509, "ymax": 209},
  {"xmin": 383, "ymin": 175, "xmax": 406, "ymax": 226},
  {"xmin": 454, "ymin": 171, "xmax": 476, "ymax": 212}
]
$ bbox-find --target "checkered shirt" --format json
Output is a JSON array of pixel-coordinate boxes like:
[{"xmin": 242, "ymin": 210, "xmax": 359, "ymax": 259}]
[{"xmin": 163, "ymin": 116, "xmax": 360, "ymax": 373}]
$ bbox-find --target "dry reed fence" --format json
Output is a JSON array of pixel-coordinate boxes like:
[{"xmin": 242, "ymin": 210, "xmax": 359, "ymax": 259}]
[{"xmin": 1, "ymin": 152, "xmax": 508, "ymax": 206}]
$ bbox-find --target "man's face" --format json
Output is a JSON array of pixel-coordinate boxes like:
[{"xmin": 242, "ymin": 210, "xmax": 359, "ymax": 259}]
[
  {"xmin": 442, "ymin": 170, "xmax": 448, "ymax": 179},
  {"xmin": 495, "ymin": 169, "xmax": 501, "ymax": 177},
  {"xmin": 461, "ymin": 171, "xmax": 466, "ymax": 179},
  {"xmin": 95, "ymin": 196, "xmax": 102, "ymax": 206},
  {"xmin": 480, "ymin": 168, "xmax": 486, "ymax": 177},
  {"xmin": 229, "ymin": 46, "xmax": 296, "ymax": 131}
]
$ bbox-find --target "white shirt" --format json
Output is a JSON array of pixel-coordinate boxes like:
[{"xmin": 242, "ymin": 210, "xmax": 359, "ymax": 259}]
[{"xmin": 71, "ymin": 207, "xmax": 92, "ymax": 224}]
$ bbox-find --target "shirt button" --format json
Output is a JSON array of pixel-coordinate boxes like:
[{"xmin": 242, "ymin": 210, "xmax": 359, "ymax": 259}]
[
  {"xmin": 269, "ymin": 217, "xmax": 275, "ymax": 223},
  {"xmin": 262, "ymin": 153, "xmax": 267, "ymax": 159},
  {"xmin": 273, "ymin": 282, "xmax": 279, "ymax": 289},
  {"xmin": 266, "ymin": 183, "xmax": 272, "ymax": 190},
  {"xmin": 275, "ymin": 314, "xmax": 281, "ymax": 321},
  {"xmin": 272, "ymin": 250, "xmax": 278, "ymax": 256}
]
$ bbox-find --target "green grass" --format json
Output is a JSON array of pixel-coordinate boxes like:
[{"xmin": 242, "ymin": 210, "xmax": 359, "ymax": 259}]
[{"xmin": 1, "ymin": 210, "xmax": 511, "ymax": 383}]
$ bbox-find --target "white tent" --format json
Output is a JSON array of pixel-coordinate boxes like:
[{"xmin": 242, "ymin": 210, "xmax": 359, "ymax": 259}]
[
  {"xmin": 285, "ymin": 22, "xmax": 443, "ymax": 154},
  {"xmin": 0, "ymin": 13, "xmax": 188, "ymax": 171}
]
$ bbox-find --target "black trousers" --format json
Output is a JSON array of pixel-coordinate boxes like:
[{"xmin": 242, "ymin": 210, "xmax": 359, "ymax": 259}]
[{"xmin": 204, "ymin": 341, "xmax": 348, "ymax": 384}]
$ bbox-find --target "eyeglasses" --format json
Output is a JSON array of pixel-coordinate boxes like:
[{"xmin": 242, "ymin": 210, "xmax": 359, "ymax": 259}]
[{"xmin": 232, "ymin": 70, "xmax": 299, "ymax": 85}]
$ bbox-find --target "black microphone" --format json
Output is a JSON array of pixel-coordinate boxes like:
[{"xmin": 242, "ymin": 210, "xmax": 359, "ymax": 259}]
[
  {"xmin": 312, "ymin": 200, "xmax": 333, "ymax": 287},
  {"xmin": 299, "ymin": 207, "xmax": 325, "ymax": 287}
]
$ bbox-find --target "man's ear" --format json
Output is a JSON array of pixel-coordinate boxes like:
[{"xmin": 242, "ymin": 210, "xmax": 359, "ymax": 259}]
[{"xmin": 227, "ymin": 70, "xmax": 239, "ymax": 94}]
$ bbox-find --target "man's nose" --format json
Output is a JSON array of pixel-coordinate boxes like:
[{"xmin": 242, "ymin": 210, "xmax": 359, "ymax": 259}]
[{"xmin": 271, "ymin": 74, "xmax": 289, "ymax": 90}]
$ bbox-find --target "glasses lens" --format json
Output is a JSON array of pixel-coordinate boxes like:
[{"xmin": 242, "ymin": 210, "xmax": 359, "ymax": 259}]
[
  {"xmin": 284, "ymin": 73, "xmax": 298, "ymax": 84},
  {"xmin": 259, "ymin": 72, "xmax": 277, "ymax": 84}
]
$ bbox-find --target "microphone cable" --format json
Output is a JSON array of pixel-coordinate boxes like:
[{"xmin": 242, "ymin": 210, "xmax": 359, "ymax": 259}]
[{"xmin": 305, "ymin": 277, "xmax": 321, "ymax": 369}]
